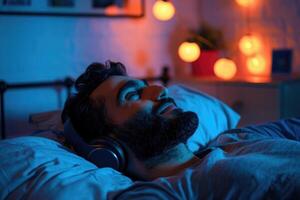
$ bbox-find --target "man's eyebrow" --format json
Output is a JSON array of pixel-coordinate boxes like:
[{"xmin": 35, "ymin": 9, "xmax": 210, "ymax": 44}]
[{"xmin": 117, "ymin": 79, "xmax": 147, "ymax": 105}]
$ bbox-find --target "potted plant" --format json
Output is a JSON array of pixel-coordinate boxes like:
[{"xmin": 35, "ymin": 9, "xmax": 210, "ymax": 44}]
[{"xmin": 189, "ymin": 23, "xmax": 225, "ymax": 77}]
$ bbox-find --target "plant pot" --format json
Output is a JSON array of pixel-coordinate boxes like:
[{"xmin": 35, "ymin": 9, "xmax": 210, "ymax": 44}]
[{"xmin": 191, "ymin": 50, "xmax": 220, "ymax": 77}]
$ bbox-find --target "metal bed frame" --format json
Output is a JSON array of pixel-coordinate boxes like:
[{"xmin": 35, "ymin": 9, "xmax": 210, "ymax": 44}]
[{"xmin": 0, "ymin": 67, "xmax": 170, "ymax": 139}]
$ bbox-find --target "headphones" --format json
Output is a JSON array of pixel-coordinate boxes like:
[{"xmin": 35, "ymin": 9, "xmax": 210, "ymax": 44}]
[{"xmin": 63, "ymin": 119, "xmax": 126, "ymax": 172}]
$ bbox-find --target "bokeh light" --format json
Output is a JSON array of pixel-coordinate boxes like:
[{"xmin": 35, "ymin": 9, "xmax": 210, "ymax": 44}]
[
  {"xmin": 178, "ymin": 42, "xmax": 201, "ymax": 62},
  {"xmin": 152, "ymin": 0, "xmax": 175, "ymax": 21},
  {"xmin": 247, "ymin": 54, "xmax": 266, "ymax": 75},
  {"xmin": 235, "ymin": 0, "xmax": 256, "ymax": 7},
  {"xmin": 239, "ymin": 35, "xmax": 261, "ymax": 56},
  {"xmin": 214, "ymin": 58, "xmax": 237, "ymax": 80}
]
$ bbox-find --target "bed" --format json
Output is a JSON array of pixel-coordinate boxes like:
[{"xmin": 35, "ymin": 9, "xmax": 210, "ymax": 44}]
[{"xmin": 1, "ymin": 71, "xmax": 300, "ymax": 199}]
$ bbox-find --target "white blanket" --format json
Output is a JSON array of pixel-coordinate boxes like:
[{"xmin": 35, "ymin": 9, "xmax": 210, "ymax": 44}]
[
  {"xmin": 1, "ymin": 118, "xmax": 300, "ymax": 199},
  {"xmin": 109, "ymin": 136, "xmax": 300, "ymax": 199},
  {"xmin": 109, "ymin": 118, "xmax": 300, "ymax": 199}
]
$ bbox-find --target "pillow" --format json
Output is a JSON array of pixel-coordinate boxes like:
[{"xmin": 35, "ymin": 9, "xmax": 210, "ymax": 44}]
[
  {"xmin": 0, "ymin": 136, "xmax": 133, "ymax": 199},
  {"xmin": 168, "ymin": 84, "xmax": 240, "ymax": 152}
]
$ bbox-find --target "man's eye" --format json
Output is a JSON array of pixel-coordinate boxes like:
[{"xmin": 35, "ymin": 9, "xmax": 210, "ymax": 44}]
[{"xmin": 125, "ymin": 91, "xmax": 140, "ymax": 101}]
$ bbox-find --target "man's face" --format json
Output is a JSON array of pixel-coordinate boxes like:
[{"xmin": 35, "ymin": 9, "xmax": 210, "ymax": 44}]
[
  {"xmin": 90, "ymin": 75, "xmax": 198, "ymax": 160},
  {"xmin": 91, "ymin": 75, "xmax": 180, "ymax": 125}
]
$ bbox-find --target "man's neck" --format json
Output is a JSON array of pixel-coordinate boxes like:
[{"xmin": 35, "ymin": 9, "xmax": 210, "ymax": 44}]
[{"xmin": 141, "ymin": 143, "xmax": 200, "ymax": 180}]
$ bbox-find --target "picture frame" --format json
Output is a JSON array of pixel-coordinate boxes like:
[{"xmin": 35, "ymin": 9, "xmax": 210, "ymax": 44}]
[{"xmin": 0, "ymin": 0, "xmax": 144, "ymax": 18}]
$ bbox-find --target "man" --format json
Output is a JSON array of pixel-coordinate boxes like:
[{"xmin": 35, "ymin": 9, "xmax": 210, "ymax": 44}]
[
  {"xmin": 63, "ymin": 61, "xmax": 300, "ymax": 198},
  {"xmin": 62, "ymin": 60, "xmax": 200, "ymax": 180}
]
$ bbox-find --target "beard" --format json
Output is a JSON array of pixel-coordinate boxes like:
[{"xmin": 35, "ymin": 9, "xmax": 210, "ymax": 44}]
[{"xmin": 112, "ymin": 109, "xmax": 199, "ymax": 161}]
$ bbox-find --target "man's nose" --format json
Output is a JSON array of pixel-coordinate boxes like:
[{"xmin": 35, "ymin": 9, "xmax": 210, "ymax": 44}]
[{"xmin": 143, "ymin": 85, "xmax": 168, "ymax": 101}]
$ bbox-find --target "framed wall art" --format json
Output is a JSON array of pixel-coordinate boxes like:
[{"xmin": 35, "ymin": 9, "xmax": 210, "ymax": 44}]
[
  {"xmin": 0, "ymin": 0, "xmax": 145, "ymax": 18},
  {"xmin": 271, "ymin": 49, "xmax": 293, "ymax": 74}
]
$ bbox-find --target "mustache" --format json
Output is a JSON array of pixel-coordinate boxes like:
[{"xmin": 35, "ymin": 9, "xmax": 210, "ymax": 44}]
[{"xmin": 152, "ymin": 98, "xmax": 177, "ymax": 115}]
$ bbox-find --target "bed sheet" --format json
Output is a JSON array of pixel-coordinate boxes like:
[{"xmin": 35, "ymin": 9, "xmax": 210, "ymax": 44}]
[
  {"xmin": 109, "ymin": 118, "xmax": 300, "ymax": 199},
  {"xmin": 109, "ymin": 140, "xmax": 300, "ymax": 199},
  {"xmin": 1, "ymin": 118, "xmax": 300, "ymax": 199}
]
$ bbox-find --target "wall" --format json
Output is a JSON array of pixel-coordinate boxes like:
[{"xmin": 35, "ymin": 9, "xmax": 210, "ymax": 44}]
[
  {"xmin": 199, "ymin": 0, "xmax": 300, "ymax": 76},
  {"xmin": 0, "ymin": 0, "xmax": 201, "ymax": 137},
  {"xmin": 2, "ymin": 0, "xmax": 298, "ymax": 137}
]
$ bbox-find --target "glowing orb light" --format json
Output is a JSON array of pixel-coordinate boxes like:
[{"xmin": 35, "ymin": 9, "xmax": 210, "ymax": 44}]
[
  {"xmin": 178, "ymin": 42, "xmax": 201, "ymax": 62},
  {"xmin": 247, "ymin": 55, "xmax": 266, "ymax": 75},
  {"xmin": 214, "ymin": 58, "xmax": 237, "ymax": 80},
  {"xmin": 235, "ymin": 0, "xmax": 255, "ymax": 7},
  {"xmin": 239, "ymin": 35, "xmax": 261, "ymax": 56},
  {"xmin": 152, "ymin": 0, "xmax": 175, "ymax": 21}
]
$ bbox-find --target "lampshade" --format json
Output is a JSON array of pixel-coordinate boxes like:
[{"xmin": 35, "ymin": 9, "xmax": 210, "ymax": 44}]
[
  {"xmin": 247, "ymin": 54, "xmax": 266, "ymax": 75},
  {"xmin": 213, "ymin": 58, "xmax": 237, "ymax": 80},
  {"xmin": 178, "ymin": 42, "xmax": 201, "ymax": 62},
  {"xmin": 239, "ymin": 35, "xmax": 261, "ymax": 56},
  {"xmin": 152, "ymin": 0, "xmax": 175, "ymax": 21},
  {"xmin": 235, "ymin": 0, "xmax": 255, "ymax": 7}
]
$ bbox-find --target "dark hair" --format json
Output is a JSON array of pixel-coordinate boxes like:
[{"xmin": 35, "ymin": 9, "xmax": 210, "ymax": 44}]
[{"xmin": 61, "ymin": 61, "xmax": 127, "ymax": 142}]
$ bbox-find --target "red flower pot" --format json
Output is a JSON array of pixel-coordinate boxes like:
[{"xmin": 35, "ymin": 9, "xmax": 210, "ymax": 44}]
[{"xmin": 191, "ymin": 50, "xmax": 220, "ymax": 77}]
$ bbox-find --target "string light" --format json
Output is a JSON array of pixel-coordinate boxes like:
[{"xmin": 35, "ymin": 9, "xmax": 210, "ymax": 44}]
[
  {"xmin": 247, "ymin": 54, "xmax": 266, "ymax": 75},
  {"xmin": 178, "ymin": 41, "xmax": 201, "ymax": 62},
  {"xmin": 214, "ymin": 58, "xmax": 237, "ymax": 80},
  {"xmin": 235, "ymin": 0, "xmax": 256, "ymax": 7},
  {"xmin": 152, "ymin": 0, "xmax": 175, "ymax": 21},
  {"xmin": 239, "ymin": 35, "xmax": 261, "ymax": 56}
]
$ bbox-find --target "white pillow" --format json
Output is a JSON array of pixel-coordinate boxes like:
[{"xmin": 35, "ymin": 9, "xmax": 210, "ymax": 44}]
[
  {"xmin": 0, "ymin": 136, "xmax": 132, "ymax": 199},
  {"xmin": 168, "ymin": 84, "xmax": 240, "ymax": 152}
]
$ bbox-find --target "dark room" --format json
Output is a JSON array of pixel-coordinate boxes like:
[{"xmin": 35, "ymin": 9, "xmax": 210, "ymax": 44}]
[{"xmin": 0, "ymin": 0, "xmax": 300, "ymax": 199}]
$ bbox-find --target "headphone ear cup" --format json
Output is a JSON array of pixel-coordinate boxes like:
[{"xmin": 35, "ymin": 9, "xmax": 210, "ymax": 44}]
[
  {"xmin": 63, "ymin": 119, "xmax": 126, "ymax": 171},
  {"xmin": 89, "ymin": 138, "xmax": 126, "ymax": 172}
]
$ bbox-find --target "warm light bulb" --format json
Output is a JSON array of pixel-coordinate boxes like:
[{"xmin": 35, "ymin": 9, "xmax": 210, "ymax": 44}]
[
  {"xmin": 247, "ymin": 55, "xmax": 266, "ymax": 75},
  {"xmin": 178, "ymin": 42, "xmax": 201, "ymax": 62},
  {"xmin": 235, "ymin": 0, "xmax": 255, "ymax": 7},
  {"xmin": 239, "ymin": 35, "xmax": 261, "ymax": 56},
  {"xmin": 214, "ymin": 58, "xmax": 237, "ymax": 80},
  {"xmin": 152, "ymin": 0, "xmax": 175, "ymax": 21}
]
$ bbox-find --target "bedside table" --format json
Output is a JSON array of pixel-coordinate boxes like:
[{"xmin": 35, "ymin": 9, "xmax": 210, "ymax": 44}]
[{"xmin": 172, "ymin": 76, "xmax": 300, "ymax": 127}]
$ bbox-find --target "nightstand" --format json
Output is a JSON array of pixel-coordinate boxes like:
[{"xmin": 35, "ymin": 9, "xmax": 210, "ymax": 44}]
[{"xmin": 172, "ymin": 76, "xmax": 300, "ymax": 127}]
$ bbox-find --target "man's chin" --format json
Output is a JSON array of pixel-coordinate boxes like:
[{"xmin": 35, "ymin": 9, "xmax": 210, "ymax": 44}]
[
  {"xmin": 116, "ymin": 110, "xmax": 199, "ymax": 161},
  {"xmin": 144, "ymin": 110, "xmax": 198, "ymax": 159},
  {"xmin": 151, "ymin": 111, "xmax": 199, "ymax": 156},
  {"xmin": 169, "ymin": 111, "xmax": 199, "ymax": 145}
]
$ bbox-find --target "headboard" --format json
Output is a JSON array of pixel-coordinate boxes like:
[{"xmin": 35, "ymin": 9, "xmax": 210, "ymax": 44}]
[{"xmin": 0, "ymin": 67, "xmax": 170, "ymax": 139}]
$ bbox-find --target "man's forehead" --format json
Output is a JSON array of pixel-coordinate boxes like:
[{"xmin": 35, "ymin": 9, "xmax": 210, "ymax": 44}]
[{"xmin": 90, "ymin": 75, "xmax": 137, "ymax": 99}]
